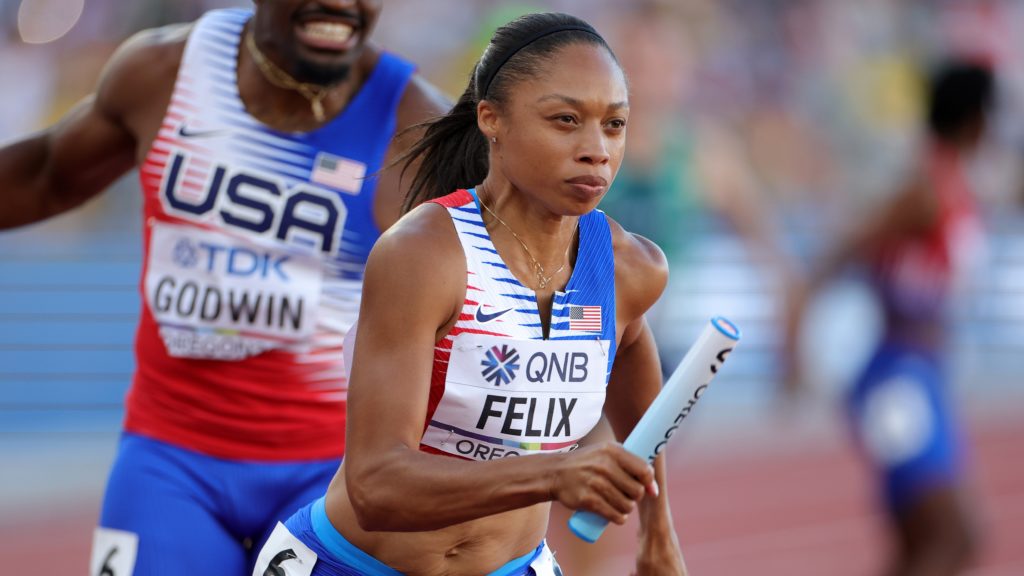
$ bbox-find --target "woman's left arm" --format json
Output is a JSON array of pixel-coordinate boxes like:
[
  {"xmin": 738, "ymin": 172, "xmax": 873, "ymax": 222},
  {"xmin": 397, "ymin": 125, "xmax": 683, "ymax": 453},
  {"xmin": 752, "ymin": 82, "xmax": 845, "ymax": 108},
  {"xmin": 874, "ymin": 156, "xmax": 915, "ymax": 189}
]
[{"xmin": 605, "ymin": 226, "xmax": 687, "ymax": 576}]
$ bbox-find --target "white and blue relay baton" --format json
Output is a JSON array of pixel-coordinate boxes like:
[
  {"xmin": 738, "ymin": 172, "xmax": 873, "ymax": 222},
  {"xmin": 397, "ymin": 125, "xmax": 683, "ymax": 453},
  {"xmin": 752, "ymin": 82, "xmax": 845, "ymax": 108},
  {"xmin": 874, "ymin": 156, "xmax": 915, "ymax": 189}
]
[{"xmin": 568, "ymin": 316, "xmax": 741, "ymax": 543}]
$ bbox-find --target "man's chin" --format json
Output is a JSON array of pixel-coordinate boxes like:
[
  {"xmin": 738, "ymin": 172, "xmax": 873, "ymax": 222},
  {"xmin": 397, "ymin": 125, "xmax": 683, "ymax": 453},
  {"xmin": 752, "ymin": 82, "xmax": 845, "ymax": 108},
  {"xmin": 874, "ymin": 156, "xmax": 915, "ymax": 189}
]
[{"xmin": 295, "ymin": 59, "xmax": 353, "ymax": 86}]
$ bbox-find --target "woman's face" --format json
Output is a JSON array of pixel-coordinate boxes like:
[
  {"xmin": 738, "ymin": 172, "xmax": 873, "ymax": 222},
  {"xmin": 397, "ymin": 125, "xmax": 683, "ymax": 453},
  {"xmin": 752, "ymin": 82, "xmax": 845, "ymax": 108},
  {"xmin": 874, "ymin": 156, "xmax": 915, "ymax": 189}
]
[{"xmin": 484, "ymin": 42, "xmax": 629, "ymax": 216}]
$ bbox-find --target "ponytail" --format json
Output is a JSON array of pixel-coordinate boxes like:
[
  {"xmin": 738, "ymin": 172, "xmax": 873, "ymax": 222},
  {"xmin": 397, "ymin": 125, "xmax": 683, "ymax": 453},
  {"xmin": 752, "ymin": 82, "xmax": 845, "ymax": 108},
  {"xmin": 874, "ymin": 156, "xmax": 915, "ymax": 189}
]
[{"xmin": 398, "ymin": 72, "xmax": 488, "ymax": 213}]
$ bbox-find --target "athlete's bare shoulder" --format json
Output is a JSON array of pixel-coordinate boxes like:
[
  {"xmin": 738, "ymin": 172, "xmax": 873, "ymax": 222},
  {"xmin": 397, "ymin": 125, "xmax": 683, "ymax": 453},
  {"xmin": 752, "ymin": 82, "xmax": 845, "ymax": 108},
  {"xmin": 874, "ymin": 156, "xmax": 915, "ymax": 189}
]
[
  {"xmin": 397, "ymin": 74, "xmax": 452, "ymax": 129},
  {"xmin": 388, "ymin": 73, "xmax": 450, "ymax": 173},
  {"xmin": 355, "ymin": 44, "xmax": 449, "ymax": 132},
  {"xmin": 607, "ymin": 214, "xmax": 669, "ymax": 320},
  {"xmin": 365, "ymin": 199, "xmax": 466, "ymax": 334},
  {"xmin": 373, "ymin": 61, "xmax": 452, "ymax": 231},
  {"xmin": 375, "ymin": 200, "xmax": 463, "ymax": 270},
  {"xmin": 95, "ymin": 23, "xmax": 192, "ymax": 140}
]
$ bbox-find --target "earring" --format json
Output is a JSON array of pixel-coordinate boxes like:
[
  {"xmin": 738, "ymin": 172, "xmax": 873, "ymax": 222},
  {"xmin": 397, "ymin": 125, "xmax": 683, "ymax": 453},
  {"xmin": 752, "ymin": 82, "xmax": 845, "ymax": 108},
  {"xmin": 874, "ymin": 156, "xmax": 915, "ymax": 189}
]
[{"xmin": 490, "ymin": 136, "xmax": 497, "ymax": 143}]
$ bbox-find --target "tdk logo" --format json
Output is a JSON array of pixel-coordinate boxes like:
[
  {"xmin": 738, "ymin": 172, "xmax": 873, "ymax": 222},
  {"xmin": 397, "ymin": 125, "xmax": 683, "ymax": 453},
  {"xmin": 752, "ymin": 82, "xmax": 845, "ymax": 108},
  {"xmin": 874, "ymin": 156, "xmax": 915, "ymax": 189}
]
[
  {"xmin": 481, "ymin": 345, "xmax": 519, "ymax": 386},
  {"xmin": 173, "ymin": 239, "xmax": 199, "ymax": 268},
  {"xmin": 171, "ymin": 238, "xmax": 291, "ymax": 281},
  {"xmin": 161, "ymin": 151, "xmax": 346, "ymax": 255}
]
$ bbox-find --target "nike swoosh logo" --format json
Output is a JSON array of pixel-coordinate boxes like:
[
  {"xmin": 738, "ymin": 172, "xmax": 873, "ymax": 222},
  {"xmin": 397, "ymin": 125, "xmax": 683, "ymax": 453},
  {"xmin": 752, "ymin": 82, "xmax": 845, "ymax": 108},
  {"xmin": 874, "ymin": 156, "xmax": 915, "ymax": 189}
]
[
  {"xmin": 475, "ymin": 306, "xmax": 513, "ymax": 323},
  {"xmin": 177, "ymin": 124, "xmax": 227, "ymax": 139}
]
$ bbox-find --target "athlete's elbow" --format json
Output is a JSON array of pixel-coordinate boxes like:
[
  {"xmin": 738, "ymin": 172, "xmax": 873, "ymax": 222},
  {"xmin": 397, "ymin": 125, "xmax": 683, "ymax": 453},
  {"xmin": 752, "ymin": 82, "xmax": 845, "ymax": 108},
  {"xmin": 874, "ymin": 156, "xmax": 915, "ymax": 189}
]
[
  {"xmin": 346, "ymin": 464, "xmax": 404, "ymax": 531},
  {"xmin": 348, "ymin": 485, "xmax": 393, "ymax": 531}
]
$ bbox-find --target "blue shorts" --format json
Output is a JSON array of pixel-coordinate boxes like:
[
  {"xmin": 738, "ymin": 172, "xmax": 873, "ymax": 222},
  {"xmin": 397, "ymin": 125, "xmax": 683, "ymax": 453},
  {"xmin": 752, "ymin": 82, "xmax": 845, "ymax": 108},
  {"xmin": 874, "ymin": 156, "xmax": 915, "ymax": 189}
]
[
  {"xmin": 91, "ymin": 433, "xmax": 340, "ymax": 576},
  {"xmin": 847, "ymin": 341, "xmax": 965, "ymax": 512},
  {"xmin": 257, "ymin": 497, "xmax": 561, "ymax": 576}
]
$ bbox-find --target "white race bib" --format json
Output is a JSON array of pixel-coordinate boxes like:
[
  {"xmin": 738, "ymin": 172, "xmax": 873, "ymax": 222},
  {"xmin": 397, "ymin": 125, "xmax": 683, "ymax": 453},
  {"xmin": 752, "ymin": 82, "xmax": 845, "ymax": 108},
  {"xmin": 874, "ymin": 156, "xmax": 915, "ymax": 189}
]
[
  {"xmin": 422, "ymin": 333, "xmax": 608, "ymax": 460},
  {"xmin": 91, "ymin": 527, "xmax": 138, "ymax": 576},
  {"xmin": 145, "ymin": 223, "xmax": 323, "ymax": 359}
]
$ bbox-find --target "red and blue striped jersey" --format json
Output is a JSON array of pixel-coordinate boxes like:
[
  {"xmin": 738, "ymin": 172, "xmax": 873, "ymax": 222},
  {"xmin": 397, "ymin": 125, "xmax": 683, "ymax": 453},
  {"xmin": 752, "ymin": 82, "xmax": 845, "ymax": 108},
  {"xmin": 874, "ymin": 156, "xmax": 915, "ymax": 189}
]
[
  {"xmin": 127, "ymin": 9, "xmax": 415, "ymax": 460},
  {"xmin": 870, "ymin": 142, "xmax": 985, "ymax": 323},
  {"xmin": 420, "ymin": 189, "xmax": 617, "ymax": 461}
]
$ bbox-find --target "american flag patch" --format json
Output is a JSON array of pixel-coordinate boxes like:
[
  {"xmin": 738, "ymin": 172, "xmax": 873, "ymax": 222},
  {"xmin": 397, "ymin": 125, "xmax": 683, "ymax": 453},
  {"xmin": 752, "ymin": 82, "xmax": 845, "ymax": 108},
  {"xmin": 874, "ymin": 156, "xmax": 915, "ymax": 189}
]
[
  {"xmin": 569, "ymin": 305, "xmax": 602, "ymax": 331},
  {"xmin": 311, "ymin": 152, "xmax": 366, "ymax": 194}
]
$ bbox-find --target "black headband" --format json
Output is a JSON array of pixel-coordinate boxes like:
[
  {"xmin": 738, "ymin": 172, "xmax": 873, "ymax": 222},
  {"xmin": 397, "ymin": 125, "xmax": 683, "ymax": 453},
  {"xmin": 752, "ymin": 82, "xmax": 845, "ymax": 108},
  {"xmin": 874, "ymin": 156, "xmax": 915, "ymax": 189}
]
[{"xmin": 479, "ymin": 24, "xmax": 603, "ymax": 97}]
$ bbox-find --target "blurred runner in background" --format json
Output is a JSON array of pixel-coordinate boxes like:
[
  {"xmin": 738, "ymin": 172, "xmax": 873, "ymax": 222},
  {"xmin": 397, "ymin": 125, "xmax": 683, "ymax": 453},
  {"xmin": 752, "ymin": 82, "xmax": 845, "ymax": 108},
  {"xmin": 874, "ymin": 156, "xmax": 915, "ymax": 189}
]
[{"xmin": 786, "ymin": 58, "xmax": 996, "ymax": 576}]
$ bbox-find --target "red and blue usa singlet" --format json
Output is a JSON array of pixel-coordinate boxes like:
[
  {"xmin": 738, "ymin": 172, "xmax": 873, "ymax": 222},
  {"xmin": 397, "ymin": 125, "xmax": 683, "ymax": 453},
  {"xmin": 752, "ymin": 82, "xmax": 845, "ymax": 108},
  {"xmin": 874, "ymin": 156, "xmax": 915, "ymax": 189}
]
[
  {"xmin": 420, "ymin": 189, "xmax": 617, "ymax": 461},
  {"xmin": 870, "ymin": 142, "xmax": 985, "ymax": 323},
  {"xmin": 126, "ymin": 9, "xmax": 415, "ymax": 460}
]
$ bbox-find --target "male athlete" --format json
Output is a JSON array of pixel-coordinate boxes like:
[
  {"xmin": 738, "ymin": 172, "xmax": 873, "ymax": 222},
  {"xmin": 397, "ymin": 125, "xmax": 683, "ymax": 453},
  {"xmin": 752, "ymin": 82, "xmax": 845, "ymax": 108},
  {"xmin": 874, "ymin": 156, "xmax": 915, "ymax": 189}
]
[{"xmin": 0, "ymin": 1, "xmax": 447, "ymax": 574}]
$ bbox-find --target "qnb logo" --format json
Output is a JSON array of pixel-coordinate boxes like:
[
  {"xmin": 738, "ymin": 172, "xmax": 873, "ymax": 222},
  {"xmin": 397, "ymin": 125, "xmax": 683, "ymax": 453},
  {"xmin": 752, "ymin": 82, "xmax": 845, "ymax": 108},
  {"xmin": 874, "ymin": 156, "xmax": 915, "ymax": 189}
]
[
  {"xmin": 161, "ymin": 150, "xmax": 347, "ymax": 255},
  {"xmin": 481, "ymin": 344, "xmax": 520, "ymax": 386},
  {"xmin": 263, "ymin": 549, "xmax": 299, "ymax": 576}
]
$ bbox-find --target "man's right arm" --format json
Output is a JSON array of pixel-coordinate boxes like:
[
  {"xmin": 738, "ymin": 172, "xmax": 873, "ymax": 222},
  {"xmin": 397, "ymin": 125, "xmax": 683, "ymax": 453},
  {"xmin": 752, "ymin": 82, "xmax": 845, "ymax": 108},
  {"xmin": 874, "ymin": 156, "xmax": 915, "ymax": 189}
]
[{"xmin": 0, "ymin": 25, "xmax": 187, "ymax": 230}]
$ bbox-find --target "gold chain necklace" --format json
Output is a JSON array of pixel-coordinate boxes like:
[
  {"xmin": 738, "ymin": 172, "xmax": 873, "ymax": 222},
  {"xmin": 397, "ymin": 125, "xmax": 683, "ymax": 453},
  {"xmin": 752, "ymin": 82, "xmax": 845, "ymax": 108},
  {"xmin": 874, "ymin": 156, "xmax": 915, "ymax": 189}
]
[
  {"xmin": 244, "ymin": 31, "xmax": 328, "ymax": 122},
  {"xmin": 478, "ymin": 191, "xmax": 578, "ymax": 290}
]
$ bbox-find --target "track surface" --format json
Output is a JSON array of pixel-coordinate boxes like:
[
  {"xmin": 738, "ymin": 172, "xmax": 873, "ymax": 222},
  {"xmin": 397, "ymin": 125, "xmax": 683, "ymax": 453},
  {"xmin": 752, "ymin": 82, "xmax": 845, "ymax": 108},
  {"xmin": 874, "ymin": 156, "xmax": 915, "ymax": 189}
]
[{"xmin": 3, "ymin": 411, "xmax": 1021, "ymax": 575}]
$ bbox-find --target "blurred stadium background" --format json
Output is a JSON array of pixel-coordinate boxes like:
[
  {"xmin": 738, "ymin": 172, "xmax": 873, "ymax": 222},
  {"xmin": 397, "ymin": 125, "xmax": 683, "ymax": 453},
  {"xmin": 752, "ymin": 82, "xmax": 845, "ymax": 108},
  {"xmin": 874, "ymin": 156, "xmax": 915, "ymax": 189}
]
[{"xmin": 1, "ymin": 0, "xmax": 1022, "ymax": 574}]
